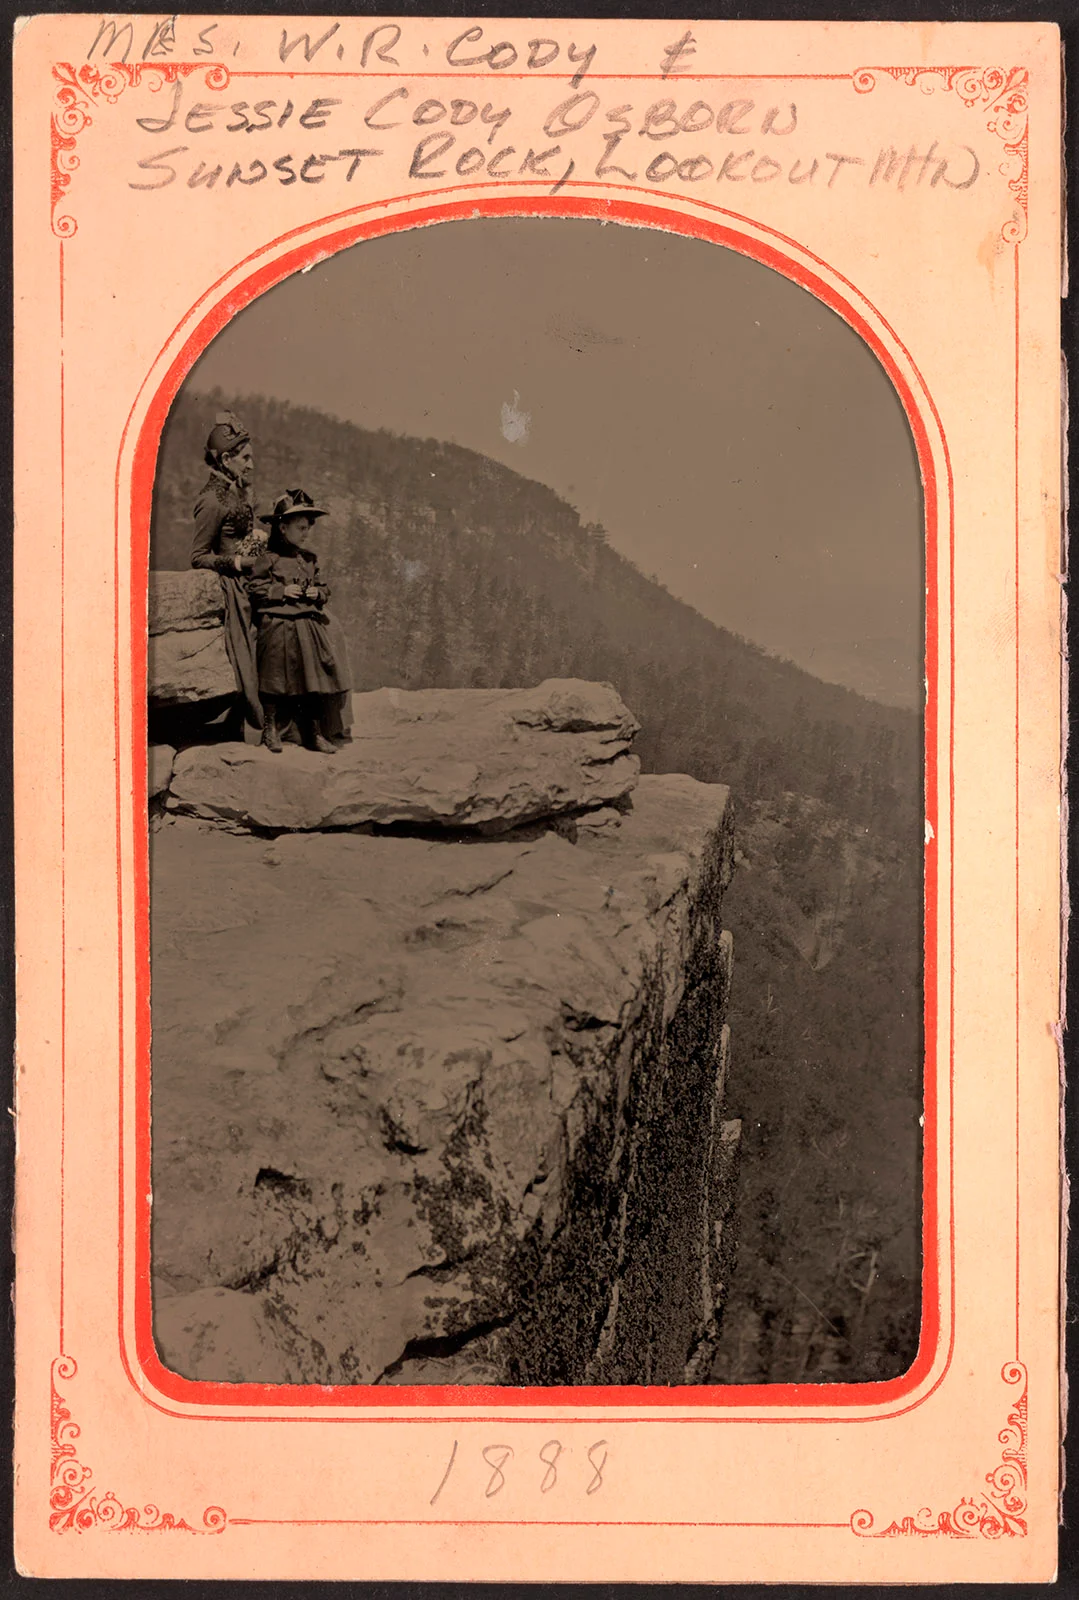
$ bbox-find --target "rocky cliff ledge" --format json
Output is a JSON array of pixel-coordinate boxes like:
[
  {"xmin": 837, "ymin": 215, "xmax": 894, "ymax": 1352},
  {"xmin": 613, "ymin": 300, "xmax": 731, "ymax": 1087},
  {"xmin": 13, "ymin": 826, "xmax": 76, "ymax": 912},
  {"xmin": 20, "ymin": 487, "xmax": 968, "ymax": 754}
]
[
  {"xmin": 149, "ymin": 575, "xmax": 739, "ymax": 1387},
  {"xmin": 167, "ymin": 677, "xmax": 641, "ymax": 833}
]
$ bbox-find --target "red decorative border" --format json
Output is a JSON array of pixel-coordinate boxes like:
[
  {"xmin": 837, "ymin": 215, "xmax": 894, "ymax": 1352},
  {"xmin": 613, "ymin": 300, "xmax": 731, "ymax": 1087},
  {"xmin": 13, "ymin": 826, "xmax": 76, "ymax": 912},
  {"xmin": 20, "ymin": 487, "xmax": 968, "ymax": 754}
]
[
  {"xmin": 50, "ymin": 62, "xmax": 231, "ymax": 236},
  {"xmin": 115, "ymin": 189, "xmax": 952, "ymax": 1417},
  {"xmin": 50, "ymin": 1356, "xmax": 227, "ymax": 1533},
  {"xmin": 852, "ymin": 66, "xmax": 1029, "ymax": 242},
  {"xmin": 850, "ymin": 1362, "xmax": 1028, "ymax": 1538}
]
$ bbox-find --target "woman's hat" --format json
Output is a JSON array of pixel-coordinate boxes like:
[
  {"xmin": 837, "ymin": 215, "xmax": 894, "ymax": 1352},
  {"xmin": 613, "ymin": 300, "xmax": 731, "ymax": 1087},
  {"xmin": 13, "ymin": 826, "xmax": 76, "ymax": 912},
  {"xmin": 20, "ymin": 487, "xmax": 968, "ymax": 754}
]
[
  {"xmin": 205, "ymin": 410, "xmax": 250, "ymax": 456},
  {"xmin": 260, "ymin": 488, "xmax": 329, "ymax": 526}
]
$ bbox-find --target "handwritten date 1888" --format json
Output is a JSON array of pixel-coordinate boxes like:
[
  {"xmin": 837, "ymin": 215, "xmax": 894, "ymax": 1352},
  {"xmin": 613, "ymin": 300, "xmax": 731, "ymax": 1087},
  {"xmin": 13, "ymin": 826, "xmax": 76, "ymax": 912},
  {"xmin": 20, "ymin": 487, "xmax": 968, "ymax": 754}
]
[{"xmin": 430, "ymin": 1439, "xmax": 609, "ymax": 1505}]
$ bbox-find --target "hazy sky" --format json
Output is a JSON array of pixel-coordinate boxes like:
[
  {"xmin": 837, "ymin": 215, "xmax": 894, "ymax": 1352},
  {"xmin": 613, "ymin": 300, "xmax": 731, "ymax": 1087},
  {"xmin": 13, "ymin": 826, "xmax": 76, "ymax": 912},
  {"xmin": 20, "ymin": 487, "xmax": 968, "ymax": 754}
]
[{"xmin": 187, "ymin": 217, "xmax": 923, "ymax": 709}]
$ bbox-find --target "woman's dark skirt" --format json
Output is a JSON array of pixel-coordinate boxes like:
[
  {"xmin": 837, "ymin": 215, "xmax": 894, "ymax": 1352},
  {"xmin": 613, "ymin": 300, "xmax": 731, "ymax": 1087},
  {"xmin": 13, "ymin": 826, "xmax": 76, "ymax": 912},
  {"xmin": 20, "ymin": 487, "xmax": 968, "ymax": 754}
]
[
  {"xmin": 256, "ymin": 615, "xmax": 349, "ymax": 697},
  {"xmin": 220, "ymin": 573, "xmax": 263, "ymax": 728}
]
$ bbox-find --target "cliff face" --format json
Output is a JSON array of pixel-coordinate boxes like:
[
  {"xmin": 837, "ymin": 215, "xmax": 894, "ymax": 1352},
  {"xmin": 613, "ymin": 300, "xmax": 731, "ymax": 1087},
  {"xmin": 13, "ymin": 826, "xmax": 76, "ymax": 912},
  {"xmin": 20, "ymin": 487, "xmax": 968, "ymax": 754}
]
[{"xmin": 149, "ymin": 574, "xmax": 739, "ymax": 1387}]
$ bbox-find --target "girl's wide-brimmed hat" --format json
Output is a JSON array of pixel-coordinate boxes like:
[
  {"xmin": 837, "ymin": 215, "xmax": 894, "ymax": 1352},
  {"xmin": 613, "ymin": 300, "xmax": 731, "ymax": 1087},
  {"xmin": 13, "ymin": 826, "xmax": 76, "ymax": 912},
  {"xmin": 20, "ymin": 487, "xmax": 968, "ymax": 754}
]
[
  {"xmin": 205, "ymin": 409, "xmax": 250, "ymax": 456},
  {"xmin": 260, "ymin": 488, "xmax": 329, "ymax": 527}
]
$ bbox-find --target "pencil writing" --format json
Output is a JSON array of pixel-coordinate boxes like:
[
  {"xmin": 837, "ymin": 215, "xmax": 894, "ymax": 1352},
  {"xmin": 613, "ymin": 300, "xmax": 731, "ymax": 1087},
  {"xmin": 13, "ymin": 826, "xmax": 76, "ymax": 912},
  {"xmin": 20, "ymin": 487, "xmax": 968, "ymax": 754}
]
[
  {"xmin": 105, "ymin": 33, "xmax": 984, "ymax": 202},
  {"xmin": 430, "ymin": 1439, "xmax": 609, "ymax": 1503}
]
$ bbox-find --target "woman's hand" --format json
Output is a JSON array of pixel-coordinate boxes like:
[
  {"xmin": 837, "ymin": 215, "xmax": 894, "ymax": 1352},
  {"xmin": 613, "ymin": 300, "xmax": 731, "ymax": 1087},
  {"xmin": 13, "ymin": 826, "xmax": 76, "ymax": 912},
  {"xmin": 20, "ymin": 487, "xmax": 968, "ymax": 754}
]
[{"xmin": 282, "ymin": 582, "xmax": 305, "ymax": 598}]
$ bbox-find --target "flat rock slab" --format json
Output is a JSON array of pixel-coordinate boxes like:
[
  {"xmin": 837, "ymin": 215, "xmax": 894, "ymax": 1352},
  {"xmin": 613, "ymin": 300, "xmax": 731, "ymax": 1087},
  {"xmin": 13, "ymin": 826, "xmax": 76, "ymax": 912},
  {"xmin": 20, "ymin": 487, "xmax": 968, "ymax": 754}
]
[{"xmin": 168, "ymin": 679, "xmax": 641, "ymax": 831}]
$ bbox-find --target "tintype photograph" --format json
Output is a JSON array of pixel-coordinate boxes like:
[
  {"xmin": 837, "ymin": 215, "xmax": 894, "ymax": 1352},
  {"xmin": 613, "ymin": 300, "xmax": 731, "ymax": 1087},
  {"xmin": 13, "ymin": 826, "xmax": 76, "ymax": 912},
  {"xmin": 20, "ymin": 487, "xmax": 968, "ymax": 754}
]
[{"xmin": 147, "ymin": 218, "xmax": 924, "ymax": 1390}]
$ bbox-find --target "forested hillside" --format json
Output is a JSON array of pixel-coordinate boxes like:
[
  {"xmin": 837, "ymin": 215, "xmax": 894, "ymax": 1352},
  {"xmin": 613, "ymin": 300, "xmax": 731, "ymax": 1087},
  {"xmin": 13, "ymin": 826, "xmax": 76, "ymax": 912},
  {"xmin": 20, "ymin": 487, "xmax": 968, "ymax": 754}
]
[{"xmin": 151, "ymin": 389, "xmax": 924, "ymax": 1383}]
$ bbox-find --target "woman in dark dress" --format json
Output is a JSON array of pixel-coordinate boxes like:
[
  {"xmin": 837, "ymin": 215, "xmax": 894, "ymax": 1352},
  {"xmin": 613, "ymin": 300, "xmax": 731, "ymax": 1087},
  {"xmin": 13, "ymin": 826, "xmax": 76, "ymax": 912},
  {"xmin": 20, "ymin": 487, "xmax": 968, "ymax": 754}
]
[
  {"xmin": 190, "ymin": 411, "xmax": 265, "ymax": 732},
  {"xmin": 247, "ymin": 489, "xmax": 351, "ymax": 754}
]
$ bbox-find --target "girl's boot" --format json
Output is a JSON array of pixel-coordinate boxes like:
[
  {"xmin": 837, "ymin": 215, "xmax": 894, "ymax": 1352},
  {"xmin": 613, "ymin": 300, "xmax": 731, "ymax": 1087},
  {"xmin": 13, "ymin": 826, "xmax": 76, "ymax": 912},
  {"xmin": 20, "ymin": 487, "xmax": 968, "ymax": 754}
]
[
  {"xmin": 261, "ymin": 699, "xmax": 282, "ymax": 753},
  {"xmin": 301, "ymin": 700, "xmax": 337, "ymax": 755}
]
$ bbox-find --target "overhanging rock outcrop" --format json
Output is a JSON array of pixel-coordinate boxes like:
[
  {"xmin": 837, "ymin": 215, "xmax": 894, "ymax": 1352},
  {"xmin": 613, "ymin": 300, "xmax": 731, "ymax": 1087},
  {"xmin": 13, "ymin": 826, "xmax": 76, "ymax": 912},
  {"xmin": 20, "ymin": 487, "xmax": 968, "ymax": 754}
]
[
  {"xmin": 166, "ymin": 679, "xmax": 641, "ymax": 832},
  {"xmin": 151, "ymin": 770, "xmax": 739, "ymax": 1386}
]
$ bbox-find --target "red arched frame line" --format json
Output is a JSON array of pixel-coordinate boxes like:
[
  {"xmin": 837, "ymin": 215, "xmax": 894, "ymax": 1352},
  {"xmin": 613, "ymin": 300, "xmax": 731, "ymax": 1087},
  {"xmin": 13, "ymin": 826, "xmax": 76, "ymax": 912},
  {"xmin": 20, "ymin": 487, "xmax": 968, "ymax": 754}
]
[{"xmin": 122, "ymin": 192, "xmax": 949, "ymax": 1418}]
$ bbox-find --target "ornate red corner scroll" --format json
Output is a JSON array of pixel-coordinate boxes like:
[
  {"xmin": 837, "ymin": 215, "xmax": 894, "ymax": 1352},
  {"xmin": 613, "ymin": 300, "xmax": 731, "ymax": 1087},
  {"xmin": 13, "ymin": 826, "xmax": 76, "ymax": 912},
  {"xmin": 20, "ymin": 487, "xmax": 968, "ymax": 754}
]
[
  {"xmin": 852, "ymin": 67, "xmax": 1029, "ymax": 242},
  {"xmin": 850, "ymin": 1362, "xmax": 1028, "ymax": 1539},
  {"xmin": 50, "ymin": 62, "xmax": 232, "ymax": 237},
  {"xmin": 50, "ymin": 1356, "xmax": 227, "ymax": 1533}
]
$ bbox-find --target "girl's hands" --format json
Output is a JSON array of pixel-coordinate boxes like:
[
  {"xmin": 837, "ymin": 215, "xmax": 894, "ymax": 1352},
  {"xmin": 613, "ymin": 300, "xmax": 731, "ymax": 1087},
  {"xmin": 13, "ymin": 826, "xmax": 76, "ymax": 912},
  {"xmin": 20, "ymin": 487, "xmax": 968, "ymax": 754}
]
[{"xmin": 282, "ymin": 582, "xmax": 305, "ymax": 598}]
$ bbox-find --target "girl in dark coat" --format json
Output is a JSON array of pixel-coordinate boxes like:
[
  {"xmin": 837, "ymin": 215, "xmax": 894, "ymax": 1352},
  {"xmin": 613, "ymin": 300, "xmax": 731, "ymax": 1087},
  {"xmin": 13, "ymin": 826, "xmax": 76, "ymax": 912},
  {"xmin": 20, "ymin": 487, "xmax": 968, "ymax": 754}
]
[
  {"xmin": 247, "ymin": 489, "xmax": 350, "ymax": 754},
  {"xmin": 190, "ymin": 411, "xmax": 265, "ymax": 731}
]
